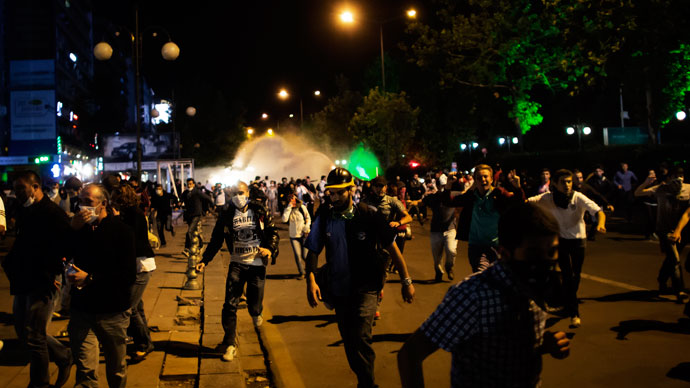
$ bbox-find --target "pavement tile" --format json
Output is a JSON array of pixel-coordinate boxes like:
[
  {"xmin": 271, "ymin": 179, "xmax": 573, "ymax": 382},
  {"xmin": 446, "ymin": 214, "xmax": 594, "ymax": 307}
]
[
  {"xmin": 240, "ymin": 355, "xmax": 267, "ymax": 372},
  {"xmin": 200, "ymin": 356, "xmax": 242, "ymax": 374},
  {"xmin": 199, "ymin": 373, "xmax": 245, "ymax": 388}
]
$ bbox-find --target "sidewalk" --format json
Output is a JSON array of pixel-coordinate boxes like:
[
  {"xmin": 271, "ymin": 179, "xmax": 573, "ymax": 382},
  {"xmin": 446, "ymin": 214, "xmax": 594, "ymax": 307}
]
[{"xmin": 0, "ymin": 214, "xmax": 271, "ymax": 388}]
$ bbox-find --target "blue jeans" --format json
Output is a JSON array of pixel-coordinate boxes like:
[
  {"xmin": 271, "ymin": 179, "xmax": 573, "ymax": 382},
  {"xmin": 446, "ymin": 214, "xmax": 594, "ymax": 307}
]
[
  {"xmin": 128, "ymin": 271, "xmax": 153, "ymax": 352},
  {"xmin": 333, "ymin": 291, "xmax": 379, "ymax": 388},
  {"xmin": 68, "ymin": 309, "xmax": 130, "ymax": 388},
  {"xmin": 13, "ymin": 289, "xmax": 72, "ymax": 388},
  {"xmin": 222, "ymin": 262, "xmax": 266, "ymax": 346},
  {"xmin": 467, "ymin": 244, "xmax": 498, "ymax": 273},
  {"xmin": 290, "ymin": 237, "xmax": 307, "ymax": 276}
]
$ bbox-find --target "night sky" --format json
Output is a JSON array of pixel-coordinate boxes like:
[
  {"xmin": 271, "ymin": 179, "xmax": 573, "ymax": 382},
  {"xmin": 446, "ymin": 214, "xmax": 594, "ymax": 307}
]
[{"xmin": 94, "ymin": 1, "xmax": 418, "ymax": 127}]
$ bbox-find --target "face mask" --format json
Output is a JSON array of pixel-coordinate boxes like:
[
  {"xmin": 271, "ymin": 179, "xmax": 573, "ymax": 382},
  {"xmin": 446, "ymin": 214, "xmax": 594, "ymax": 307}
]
[
  {"xmin": 80, "ymin": 205, "xmax": 100, "ymax": 224},
  {"xmin": 232, "ymin": 194, "xmax": 248, "ymax": 208},
  {"xmin": 23, "ymin": 196, "xmax": 35, "ymax": 207},
  {"xmin": 507, "ymin": 260, "xmax": 555, "ymax": 303}
]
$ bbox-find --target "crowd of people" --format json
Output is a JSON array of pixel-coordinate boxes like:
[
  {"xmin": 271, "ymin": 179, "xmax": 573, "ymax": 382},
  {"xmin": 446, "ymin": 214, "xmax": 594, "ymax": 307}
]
[{"xmin": 0, "ymin": 158, "xmax": 688, "ymax": 387}]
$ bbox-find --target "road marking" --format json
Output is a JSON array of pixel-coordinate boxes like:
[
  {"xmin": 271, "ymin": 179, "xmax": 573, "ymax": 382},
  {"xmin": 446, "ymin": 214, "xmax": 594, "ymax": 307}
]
[
  {"xmin": 259, "ymin": 305, "xmax": 306, "ymax": 388},
  {"xmin": 580, "ymin": 273, "xmax": 648, "ymax": 291}
]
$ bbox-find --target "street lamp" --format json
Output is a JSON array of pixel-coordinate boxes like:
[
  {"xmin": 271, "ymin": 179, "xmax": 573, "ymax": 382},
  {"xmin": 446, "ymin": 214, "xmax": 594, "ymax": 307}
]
[
  {"xmin": 94, "ymin": 6, "xmax": 180, "ymax": 176},
  {"xmin": 337, "ymin": 8, "xmax": 417, "ymax": 92},
  {"xmin": 566, "ymin": 124, "xmax": 591, "ymax": 150},
  {"xmin": 498, "ymin": 136, "xmax": 519, "ymax": 152},
  {"xmin": 676, "ymin": 111, "xmax": 687, "ymax": 121},
  {"xmin": 261, "ymin": 113, "xmax": 269, "ymax": 119},
  {"xmin": 276, "ymin": 87, "xmax": 322, "ymax": 130}
]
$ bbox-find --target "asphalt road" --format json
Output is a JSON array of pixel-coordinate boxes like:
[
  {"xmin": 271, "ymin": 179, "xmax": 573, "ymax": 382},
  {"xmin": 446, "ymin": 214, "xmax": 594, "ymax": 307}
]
[{"xmin": 262, "ymin": 216, "xmax": 690, "ymax": 388}]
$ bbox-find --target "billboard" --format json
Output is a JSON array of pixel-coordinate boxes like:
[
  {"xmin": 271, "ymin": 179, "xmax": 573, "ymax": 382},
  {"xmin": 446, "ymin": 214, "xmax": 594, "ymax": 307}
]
[
  {"xmin": 102, "ymin": 133, "xmax": 177, "ymax": 162},
  {"xmin": 603, "ymin": 127, "xmax": 648, "ymax": 146},
  {"xmin": 10, "ymin": 90, "xmax": 56, "ymax": 141}
]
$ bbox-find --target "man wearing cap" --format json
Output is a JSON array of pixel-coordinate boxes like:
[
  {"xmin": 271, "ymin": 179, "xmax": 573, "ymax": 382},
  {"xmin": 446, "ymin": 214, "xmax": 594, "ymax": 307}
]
[{"xmin": 305, "ymin": 167, "xmax": 415, "ymax": 388}]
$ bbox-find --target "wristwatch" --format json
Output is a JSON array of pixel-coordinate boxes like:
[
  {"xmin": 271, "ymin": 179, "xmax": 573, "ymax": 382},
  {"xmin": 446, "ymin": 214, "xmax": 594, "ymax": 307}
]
[{"xmin": 402, "ymin": 277, "xmax": 413, "ymax": 287}]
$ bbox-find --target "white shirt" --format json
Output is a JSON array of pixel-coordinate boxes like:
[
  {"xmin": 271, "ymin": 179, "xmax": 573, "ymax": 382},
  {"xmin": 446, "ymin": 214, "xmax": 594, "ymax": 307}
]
[
  {"xmin": 281, "ymin": 204, "xmax": 311, "ymax": 238},
  {"xmin": 528, "ymin": 191, "xmax": 601, "ymax": 239}
]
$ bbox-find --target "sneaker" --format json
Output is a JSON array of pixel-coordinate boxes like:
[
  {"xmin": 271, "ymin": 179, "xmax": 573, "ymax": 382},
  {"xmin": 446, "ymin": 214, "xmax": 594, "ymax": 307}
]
[
  {"xmin": 434, "ymin": 271, "xmax": 443, "ymax": 283},
  {"xmin": 252, "ymin": 315, "xmax": 264, "ymax": 327},
  {"xmin": 570, "ymin": 316, "xmax": 581, "ymax": 328},
  {"xmin": 447, "ymin": 269, "xmax": 455, "ymax": 281},
  {"xmin": 221, "ymin": 345, "xmax": 237, "ymax": 361}
]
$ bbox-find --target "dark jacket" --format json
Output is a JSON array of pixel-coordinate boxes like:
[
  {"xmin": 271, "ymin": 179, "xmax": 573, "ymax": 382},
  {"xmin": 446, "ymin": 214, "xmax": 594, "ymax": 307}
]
[
  {"xmin": 2, "ymin": 196, "xmax": 72, "ymax": 295},
  {"xmin": 305, "ymin": 202, "xmax": 396, "ymax": 293},
  {"xmin": 181, "ymin": 187, "xmax": 213, "ymax": 219},
  {"xmin": 201, "ymin": 200, "xmax": 280, "ymax": 265},
  {"xmin": 451, "ymin": 186, "xmax": 525, "ymax": 241},
  {"xmin": 119, "ymin": 206, "xmax": 155, "ymax": 259},
  {"xmin": 151, "ymin": 191, "xmax": 174, "ymax": 217},
  {"xmin": 576, "ymin": 183, "xmax": 610, "ymax": 207},
  {"xmin": 70, "ymin": 214, "xmax": 137, "ymax": 314}
]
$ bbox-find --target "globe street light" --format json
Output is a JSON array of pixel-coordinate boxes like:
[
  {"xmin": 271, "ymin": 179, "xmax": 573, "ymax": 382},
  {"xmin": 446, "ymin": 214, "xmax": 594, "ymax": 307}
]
[
  {"xmin": 185, "ymin": 106, "xmax": 197, "ymax": 117},
  {"xmin": 93, "ymin": 6, "xmax": 180, "ymax": 176},
  {"xmin": 676, "ymin": 111, "xmax": 687, "ymax": 121},
  {"xmin": 566, "ymin": 124, "xmax": 591, "ymax": 150},
  {"xmin": 276, "ymin": 87, "xmax": 322, "ymax": 130}
]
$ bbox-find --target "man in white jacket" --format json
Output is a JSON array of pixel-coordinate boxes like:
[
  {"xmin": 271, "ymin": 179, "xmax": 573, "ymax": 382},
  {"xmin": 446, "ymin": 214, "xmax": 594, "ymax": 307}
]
[
  {"xmin": 282, "ymin": 193, "xmax": 311, "ymax": 279},
  {"xmin": 528, "ymin": 169, "xmax": 606, "ymax": 328}
]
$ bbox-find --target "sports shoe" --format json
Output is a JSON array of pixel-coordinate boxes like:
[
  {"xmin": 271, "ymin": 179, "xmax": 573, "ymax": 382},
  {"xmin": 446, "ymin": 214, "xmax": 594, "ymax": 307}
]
[
  {"xmin": 447, "ymin": 269, "xmax": 455, "ymax": 281},
  {"xmin": 221, "ymin": 345, "xmax": 237, "ymax": 361},
  {"xmin": 434, "ymin": 271, "xmax": 443, "ymax": 283},
  {"xmin": 570, "ymin": 316, "xmax": 581, "ymax": 328},
  {"xmin": 54, "ymin": 355, "xmax": 73, "ymax": 388},
  {"xmin": 252, "ymin": 314, "xmax": 264, "ymax": 327}
]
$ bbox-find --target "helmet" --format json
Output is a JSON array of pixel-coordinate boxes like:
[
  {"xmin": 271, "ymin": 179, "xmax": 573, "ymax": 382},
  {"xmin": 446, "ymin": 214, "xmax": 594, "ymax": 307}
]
[{"xmin": 325, "ymin": 167, "xmax": 355, "ymax": 189}]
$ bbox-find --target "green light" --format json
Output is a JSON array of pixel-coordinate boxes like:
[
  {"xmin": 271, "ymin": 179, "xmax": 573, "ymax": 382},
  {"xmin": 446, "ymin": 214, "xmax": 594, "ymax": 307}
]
[
  {"xmin": 34, "ymin": 155, "xmax": 50, "ymax": 164},
  {"xmin": 347, "ymin": 144, "xmax": 381, "ymax": 181},
  {"xmin": 57, "ymin": 136, "xmax": 62, "ymax": 154}
]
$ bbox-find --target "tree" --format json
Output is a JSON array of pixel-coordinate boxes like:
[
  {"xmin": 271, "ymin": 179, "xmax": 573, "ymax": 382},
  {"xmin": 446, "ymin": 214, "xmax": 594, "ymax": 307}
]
[
  {"xmin": 349, "ymin": 88, "xmax": 419, "ymax": 168},
  {"xmin": 404, "ymin": 0, "xmax": 631, "ymax": 134}
]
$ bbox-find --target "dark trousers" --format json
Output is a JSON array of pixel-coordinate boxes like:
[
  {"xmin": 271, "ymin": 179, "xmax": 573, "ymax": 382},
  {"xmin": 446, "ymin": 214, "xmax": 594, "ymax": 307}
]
[
  {"xmin": 222, "ymin": 262, "xmax": 266, "ymax": 346},
  {"xmin": 156, "ymin": 215, "xmax": 168, "ymax": 245},
  {"xmin": 467, "ymin": 244, "xmax": 498, "ymax": 273},
  {"xmin": 13, "ymin": 289, "xmax": 72, "ymax": 388},
  {"xmin": 658, "ymin": 236, "xmax": 686, "ymax": 294},
  {"xmin": 184, "ymin": 215, "xmax": 202, "ymax": 249},
  {"xmin": 128, "ymin": 271, "xmax": 153, "ymax": 353},
  {"xmin": 558, "ymin": 238, "xmax": 586, "ymax": 317},
  {"xmin": 334, "ymin": 291, "xmax": 379, "ymax": 388}
]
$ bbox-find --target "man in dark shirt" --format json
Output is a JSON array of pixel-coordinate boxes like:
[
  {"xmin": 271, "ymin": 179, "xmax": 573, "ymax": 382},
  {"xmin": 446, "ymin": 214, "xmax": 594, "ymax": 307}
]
[
  {"xmin": 423, "ymin": 180, "xmax": 461, "ymax": 282},
  {"xmin": 305, "ymin": 168, "xmax": 415, "ymax": 388},
  {"xmin": 181, "ymin": 178, "xmax": 214, "ymax": 256},
  {"xmin": 398, "ymin": 203, "xmax": 570, "ymax": 387},
  {"xmin": 2, "ymin": 171, "xmax": 73, "ymax": 388},
  {"xmin": 67, "ymin": 183, "xmax": 137, "ymax": 388},
  {"xmin": 151, "ymin": 183, "xmax": 175, "ymax": 246}
]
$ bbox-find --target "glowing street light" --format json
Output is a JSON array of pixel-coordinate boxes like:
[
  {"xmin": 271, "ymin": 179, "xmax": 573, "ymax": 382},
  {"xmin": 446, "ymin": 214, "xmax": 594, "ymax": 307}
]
[
  {"xmin": 472, "ymin": 142, "xmax": 479, "ymax": 149},
  {"xmin": 582, "ymin": 126, "xmax": 592, "ymax": 135},
  {"xmin": 512, "ymin": 137, "xmax": 519, "ymax": 144},
  {"xmin": 566, "ymin": 126, "xmax": 576, "ymax": 135},
  {"xmin": 261, "ymin": 113, "xmax": 269, "ymax": 119},
  {"xmin": 677, "ymin": 111, "xmax": 687, "ymax": 121},
  {"xmin": 278, "ymin": 89, "xmax": 289, "ymax": 99},
  {"xmin": 340, "ymin": 10, "xmax": 354, "ymax": 24},
  {"xmin": 460, "ymin": 143, "xmax": 467, "ymax": 151},
  {"xmin": 289, "ymin": 113, "xmax": 295, "ymax": 118},
  {"xmin": 247, "ymin": 127, "xmax": 254, "ymax": 135},
  {"xmin": 407, "ymin": 9, "xmax": 417, "ymax": 18},
  {"xmin": 314, "ymin": 90, "xmax": 321, "ymax": 96},
  {"xmin": 267, "ymin": 128, "xmax": 274, "ymax": 136},
  {"xmin": 498, "ymin": 137, "xmax": 506, "ymax": 145},
  {"xmin": 566, "ymin": 124, "xmax": 591, "ymax": 150}
]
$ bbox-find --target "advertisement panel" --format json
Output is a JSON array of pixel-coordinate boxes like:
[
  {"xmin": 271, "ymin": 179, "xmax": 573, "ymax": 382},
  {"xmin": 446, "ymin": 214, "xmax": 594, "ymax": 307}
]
[
  {"xmin": 9, "ymin": 59, "xmax": 55, "ymax": 88},
  {"xmin": 102, "ymin": 133, "xmax": 177, "ymax": 162},
  {"xmin": 10, "ymin": 90, "xmax": 56, "ymax": 141}
]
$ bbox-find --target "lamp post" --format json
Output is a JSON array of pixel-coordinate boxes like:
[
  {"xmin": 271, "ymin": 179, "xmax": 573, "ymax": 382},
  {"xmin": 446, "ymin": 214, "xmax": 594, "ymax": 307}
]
[
  {"xmin": 566, "ymin": 125, "xmax": 591, "ymax": 150},
  {"xmin": 277, "ymin": 88, "xmax": 322, "ymax": 130},
  {"xmin": 338, "ymin": 8, "xmax": 417, "ymax": 92},
  {"xmin": 498, "ymin": 136, "xmax": 519, "ymax": 152},
  {"xmin": 94, "ymin": 5, "xmax": 180, "ymax": 176}
]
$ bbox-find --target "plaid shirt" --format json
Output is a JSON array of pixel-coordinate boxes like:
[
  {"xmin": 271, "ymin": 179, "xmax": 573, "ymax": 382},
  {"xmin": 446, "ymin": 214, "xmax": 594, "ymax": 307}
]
[{"xmin": 421, "ymin": 261, "xmax": 547, "ymax": 387}]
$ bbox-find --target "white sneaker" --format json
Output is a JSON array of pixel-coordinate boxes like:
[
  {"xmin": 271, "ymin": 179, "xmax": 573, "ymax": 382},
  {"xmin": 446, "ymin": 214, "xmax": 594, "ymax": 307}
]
[
  {"xmin": 570, "ymin": 316, "xmax": 581, "ymax": 328},
  {"xmin": 252, "ymin": 315, "xmax": 263, "ymax": 327},
  {"xmin": 221, "ymin": 345, "xmax": 236, "ymax": 361}
]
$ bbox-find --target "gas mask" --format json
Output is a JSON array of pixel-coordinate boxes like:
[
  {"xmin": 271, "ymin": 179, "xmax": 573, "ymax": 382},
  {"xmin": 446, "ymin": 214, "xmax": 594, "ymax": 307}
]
[{"xmin": 232, "ymin": 194, "xmax": 248, "ymax": 209}]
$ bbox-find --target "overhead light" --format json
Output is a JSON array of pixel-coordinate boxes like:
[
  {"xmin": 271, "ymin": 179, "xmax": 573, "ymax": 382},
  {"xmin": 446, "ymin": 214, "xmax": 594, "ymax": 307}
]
[
  {"xmin": 566, "ymin": 126, "xmax": 575, "ymax": 135},
  {"xmin": 582, "ymin": 126, "xmax": 592, "ymax": 135}
]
